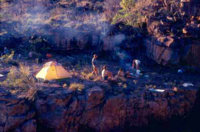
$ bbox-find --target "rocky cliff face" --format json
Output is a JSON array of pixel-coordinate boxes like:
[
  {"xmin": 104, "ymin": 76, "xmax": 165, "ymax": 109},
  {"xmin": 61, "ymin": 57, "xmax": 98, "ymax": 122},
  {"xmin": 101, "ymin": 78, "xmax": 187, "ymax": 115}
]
[
  {"xmin": 145, "ymin": 0, "xmax": 200, "ymax": 67},
  {"xmin": 0, "ymin": 88, "xmax": 36, "ymax": 132},
  {"xmin": 0, "ymin": 85, "xmax": 199, "ymax": 132}
]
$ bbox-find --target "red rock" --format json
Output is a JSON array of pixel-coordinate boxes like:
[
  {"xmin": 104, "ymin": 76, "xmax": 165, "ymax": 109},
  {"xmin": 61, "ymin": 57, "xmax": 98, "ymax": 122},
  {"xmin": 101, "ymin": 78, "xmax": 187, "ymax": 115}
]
[
  {"xmin": 145, "ymin": 38, "xmax": 179, "ymax": 65},
  {"xmin": 86, "ymin": 86, "xmax": 104, "ymax": 109}
]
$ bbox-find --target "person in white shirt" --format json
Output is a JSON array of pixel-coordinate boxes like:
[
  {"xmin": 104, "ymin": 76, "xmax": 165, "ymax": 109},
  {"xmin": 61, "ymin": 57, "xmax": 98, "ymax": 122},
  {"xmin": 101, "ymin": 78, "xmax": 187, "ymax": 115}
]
[
  {"xmin": 132, "ymin": 59, "xmax": 141, "ymax": 70},
  {"xmin": 102, "ymin": 65, "xmax": 108, "ymax": 80}
]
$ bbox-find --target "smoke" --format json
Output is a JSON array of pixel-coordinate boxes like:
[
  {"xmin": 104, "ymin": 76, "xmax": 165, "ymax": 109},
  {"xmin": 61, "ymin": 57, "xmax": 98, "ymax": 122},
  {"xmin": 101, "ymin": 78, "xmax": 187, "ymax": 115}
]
[
  {"xmin": 112, "ymin": 34, "xmax": 131, "ymax": 69},
  {"xmin": 0, "ymin": 0, "xmax": 111, "ymax": 47},
  {"xmin": 1, "ymin": 0, "xmax": 134, "ymax": 66}
]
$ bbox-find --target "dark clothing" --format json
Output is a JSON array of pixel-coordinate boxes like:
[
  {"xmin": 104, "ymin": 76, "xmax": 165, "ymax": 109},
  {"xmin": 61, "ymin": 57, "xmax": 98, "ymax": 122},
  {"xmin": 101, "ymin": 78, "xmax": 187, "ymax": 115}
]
[{"xmin": 103, "ymin": 76, "xmax": 108, "ymax": 80}]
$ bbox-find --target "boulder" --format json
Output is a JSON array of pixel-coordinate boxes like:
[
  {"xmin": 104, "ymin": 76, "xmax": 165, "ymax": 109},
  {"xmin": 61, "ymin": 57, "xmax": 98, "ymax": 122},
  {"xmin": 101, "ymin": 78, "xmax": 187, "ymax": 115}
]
[
  {"xmin": 145, "ymin": 37, "xmax": 180, "ymax": 65},
  {"xmin": 183, "ymin": 42, "xmax": 200, "ymax": 67},
  {"xmin": 145, "ymin": 0, "xmax": 200, "ymax": 67},
  {"xmin": 86, "ymin": 86, "xmax": 104, "ymax": 109}
]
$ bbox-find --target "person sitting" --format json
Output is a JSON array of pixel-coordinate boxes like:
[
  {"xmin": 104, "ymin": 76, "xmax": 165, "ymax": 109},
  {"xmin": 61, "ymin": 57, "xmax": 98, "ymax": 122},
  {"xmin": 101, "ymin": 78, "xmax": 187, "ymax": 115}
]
[
  {"xmin": 92, "ymin": 54, "xmax": 98, "ymax": 75},
  {"xmin": 107, "ymin": 71, "xmax": 113, "ymax": 80},
  {"xmin": 115, "ymin": 68, "xmax": 126, "ymax": 81},
  {"xmin": 125, "ymin": 71, "xmax": 133, "ymax": 78},
  {"xmin": 117, "ymin": 68, "xmax": 125, "ymax": 77},
  {"xmin": 102, "ymin": 65, "xmax": 108, "ymax": 80},
  {"xmin": 115, "ymin": 68, "xmax": 125, "ymax": 79}
]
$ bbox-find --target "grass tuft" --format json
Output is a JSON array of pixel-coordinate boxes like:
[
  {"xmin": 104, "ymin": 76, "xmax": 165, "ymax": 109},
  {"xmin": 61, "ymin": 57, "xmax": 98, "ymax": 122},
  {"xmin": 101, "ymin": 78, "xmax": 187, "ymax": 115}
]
[{"xmin": 69, "ymin": 83, "xmax": 85, "ymax": 91}]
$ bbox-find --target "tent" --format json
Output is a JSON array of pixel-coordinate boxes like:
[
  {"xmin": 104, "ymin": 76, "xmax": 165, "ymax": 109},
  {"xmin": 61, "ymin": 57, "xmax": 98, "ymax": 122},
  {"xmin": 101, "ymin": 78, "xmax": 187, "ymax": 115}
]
[{"xmin": 36, "ymin": 61, "xmax": 71, "ymax": 80}]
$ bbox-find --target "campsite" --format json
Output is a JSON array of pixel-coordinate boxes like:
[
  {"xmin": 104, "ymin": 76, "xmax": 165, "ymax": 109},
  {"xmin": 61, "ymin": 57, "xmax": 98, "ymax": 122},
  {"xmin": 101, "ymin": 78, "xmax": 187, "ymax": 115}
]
[
  {"xmin": 0, "ymin": 51, "xmax": 200, "ymax": 131},
  {"xmin": 0, "ymin": 0, "xmax": 200, "ymax": 132}
]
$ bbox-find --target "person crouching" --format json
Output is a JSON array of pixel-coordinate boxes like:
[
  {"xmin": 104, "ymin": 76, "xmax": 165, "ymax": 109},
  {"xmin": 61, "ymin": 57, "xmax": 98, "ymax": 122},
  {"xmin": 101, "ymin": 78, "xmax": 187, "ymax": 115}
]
[{"xmin": 132, "ymin": 59, "xmax": 141, "ymax": 70}]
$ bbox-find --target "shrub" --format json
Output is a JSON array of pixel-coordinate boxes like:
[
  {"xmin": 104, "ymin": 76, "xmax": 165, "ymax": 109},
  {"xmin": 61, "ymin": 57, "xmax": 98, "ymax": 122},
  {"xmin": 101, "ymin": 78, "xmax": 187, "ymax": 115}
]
[
  {"xmin": 112, "ymin": 0, "xmax": 183, "ymax": 28},
  {"xmin": 0, "ymin": 50, "xmax": 15, "ymax": 64},
  {"xmin": 0, "ymin": 64, "xmax": 38, "ymax": 100},
  {"xmin": 0, "ymin": 51, "xmax": 19, "ymax": 66},
  {"xmin": 112, "ymin": 0, "xmax": 140, "ymax": 26},
  {"xmin": 69, "ymin": 83, "xmax": 85, "ymax": 91}
]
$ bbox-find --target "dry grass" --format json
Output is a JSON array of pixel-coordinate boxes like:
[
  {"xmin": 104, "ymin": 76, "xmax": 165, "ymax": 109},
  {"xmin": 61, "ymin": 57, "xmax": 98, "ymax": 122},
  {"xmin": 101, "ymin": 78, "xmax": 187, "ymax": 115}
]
[
  {"xmin": 93, "ymin": 76, "xmax": 102, "ymax": 82},
  {"xmin": 80, "ymin": 67, "xmax": 93, "ymax": 80},
  {"xmin": 69, "ymin": 83, "xmax": 85, "ymax": 91},
  {"xmin": 81, "ymin": 71, "xmax": 102, "ymax": 81},
  {"xmin": 85, "ymin": 72, "xmax": 94, "ymax": 80},
  {"xmin": 0, "ymin": 64, "xmax": 38, "ymax": 100},
  {"xmin": 0, "ymin": 50, "xmax": 15, "ymax": 64}
]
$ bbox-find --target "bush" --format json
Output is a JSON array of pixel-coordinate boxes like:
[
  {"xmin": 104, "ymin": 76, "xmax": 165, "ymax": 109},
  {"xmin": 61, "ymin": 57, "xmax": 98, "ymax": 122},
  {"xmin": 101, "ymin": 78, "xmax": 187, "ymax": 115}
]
[
  {"xmin": 112, "ymin": 0, "xmax": 182, "ymax": 27},
  {"xmin": 112, "ymin": 0, "xmax": 140, "ymax": 26},
  {"xmin": 69, "ymin": 83, "xmax": 85, "ymax": 91},
  {"xmin": 0, "ymin": 64, "xmax": 38, "ymax": 100},
  {"xmin": 0, "ymin": 50, "xmax": 15, "ymax": 64}
]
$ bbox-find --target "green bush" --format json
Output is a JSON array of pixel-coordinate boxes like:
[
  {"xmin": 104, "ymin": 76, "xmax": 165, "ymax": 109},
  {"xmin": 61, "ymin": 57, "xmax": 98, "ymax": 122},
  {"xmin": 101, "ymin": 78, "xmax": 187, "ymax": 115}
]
[
  {"xmin": 112, "ymin": 0, "xmax": 182, "ymax": 28},
  {"xmin": 112, "ymin": 0, "xmax": 139, "ymax": 26}
]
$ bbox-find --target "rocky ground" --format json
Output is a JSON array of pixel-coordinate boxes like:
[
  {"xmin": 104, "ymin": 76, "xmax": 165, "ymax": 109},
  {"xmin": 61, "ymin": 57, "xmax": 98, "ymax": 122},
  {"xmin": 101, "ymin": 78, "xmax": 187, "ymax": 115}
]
[{"xmin": 0, "ymin": 54, "xmax": 200, "ymax": 132}]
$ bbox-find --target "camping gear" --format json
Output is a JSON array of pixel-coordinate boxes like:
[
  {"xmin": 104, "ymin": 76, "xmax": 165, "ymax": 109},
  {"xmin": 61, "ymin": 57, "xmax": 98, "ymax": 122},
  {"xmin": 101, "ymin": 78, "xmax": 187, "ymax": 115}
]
[
  {"xmin": 46, "ymin": 53, "xmax": 52, "ymax": 58},
  {"xmin": 36, "ymin": 61, "xmax": 71, "ymax": 80},
  {"xmin": 149, "ymin": 88, "xmax": 165, "ymax": 93},
  {"xmin": 182, "ymin": 83, "xmax": 194, "ymax": 87},
  {"xmin": 0, "ymin": 74, "xmax": 4, "ymax": 78},
  {"xmin": 178, "ymin": 69, "xmax": 183, "ymax": 73}
]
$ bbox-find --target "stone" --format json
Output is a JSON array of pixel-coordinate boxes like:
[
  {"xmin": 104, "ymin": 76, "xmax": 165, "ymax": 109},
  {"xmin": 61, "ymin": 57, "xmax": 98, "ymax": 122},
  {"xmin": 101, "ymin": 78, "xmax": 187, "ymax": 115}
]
[
  {"xmin": 86, "ymin": 86, "xmax": 104, "ymax": 109},
  {"xmin": 145, "ymin": 38, "xmax": 180, "ymax": 66},
  {"xmin": 21, "ymin": 120, "xmax": 37, "ymax": 132},
  {"xmin": 145, "ymin": 0, "xmax": 200, "ymax": 67}
]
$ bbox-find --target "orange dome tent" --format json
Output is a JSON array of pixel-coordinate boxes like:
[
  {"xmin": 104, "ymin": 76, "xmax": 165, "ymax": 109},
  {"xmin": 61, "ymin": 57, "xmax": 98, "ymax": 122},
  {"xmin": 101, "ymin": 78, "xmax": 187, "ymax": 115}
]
[{"xmin": 36, "ymin": 61, "xmax": 71, "ymax": 80}]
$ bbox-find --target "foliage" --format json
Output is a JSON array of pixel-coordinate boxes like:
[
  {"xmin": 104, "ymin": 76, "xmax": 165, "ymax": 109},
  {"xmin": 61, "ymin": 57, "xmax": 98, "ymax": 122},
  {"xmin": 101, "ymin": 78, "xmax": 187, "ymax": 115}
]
[
  {"xmin": 112, "ymin": 0, "xmax": 141, "ymax": 26},
  {"xmin": 29, "ymin": 36, "xmax": 51, "ymax": 53},
  {"xmin": 69, "ymin": 83, "xmax": 85, "ymax": 91},
  {"xmin": 0, "ymin": 50, "xmax": 15, "ymax": 64},
  {"xmin": 0, "ymin": 64, "xmax": 38, "ymax": 101},
  {"xmin": 120, "ymin": 0, "xmax": 136, "ymax": 10},
  {"xmin": 112, "ymin": 0, "xmax": 183, "ymax": 28}
]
